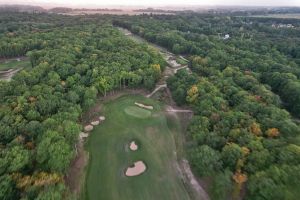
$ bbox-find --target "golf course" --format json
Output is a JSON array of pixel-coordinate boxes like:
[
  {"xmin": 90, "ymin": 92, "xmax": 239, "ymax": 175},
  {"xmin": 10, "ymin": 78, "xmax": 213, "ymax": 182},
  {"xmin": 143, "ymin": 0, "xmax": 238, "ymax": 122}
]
[
  {"xmin": 84, "ymin": 95, "xmax": 191, "ymax": 200},
  {"xmin": 0, "ymin": 58, "xmax": 30, "ymax": 70}
]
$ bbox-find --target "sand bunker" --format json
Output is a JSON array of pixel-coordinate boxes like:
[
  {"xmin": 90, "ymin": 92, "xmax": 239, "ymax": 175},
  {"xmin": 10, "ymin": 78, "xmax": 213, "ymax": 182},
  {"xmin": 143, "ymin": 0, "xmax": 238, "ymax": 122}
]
[
  {"xmin": 84, "ymin": 125, "xmax": 93, "ymax": 132},
  {"xmin": 91, "ymin": 120, "xmax": 100, "ymax": 126},
  {"xmin": 79, "ymin": 132, "xmax": 89, "ymax": 140},
  {"xmin": 99, "ymin": 116, "xmax": 105, "ymax": 121},
  {"xmin": 135, "ymin": 102, "xmax": 153, "ymax": 110},
  {"xmin": 129, "ymin": 141, "xmax": 138, "ymax": 151},
  {"xmin": 125, "ymin": 161, "xmax": 146, "ymax": 177}
]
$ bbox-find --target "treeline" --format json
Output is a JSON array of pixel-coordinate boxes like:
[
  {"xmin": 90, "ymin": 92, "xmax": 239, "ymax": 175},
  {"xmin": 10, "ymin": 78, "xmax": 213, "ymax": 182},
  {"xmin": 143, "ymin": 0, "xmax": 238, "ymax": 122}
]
[
  {"xmin": 168, "ymin": 67, "xmax": 300, "ymax": 200},
  {"xmin": 0, "ymin": 14, "xmax": 165, "ymax": 199},
  {"xmin": 113, "ymin": 14, "xmax": 300, "ymax": 118},
  {"xmin": 116, "ymin": 14, "xmax": 300, "ymax": 199}
]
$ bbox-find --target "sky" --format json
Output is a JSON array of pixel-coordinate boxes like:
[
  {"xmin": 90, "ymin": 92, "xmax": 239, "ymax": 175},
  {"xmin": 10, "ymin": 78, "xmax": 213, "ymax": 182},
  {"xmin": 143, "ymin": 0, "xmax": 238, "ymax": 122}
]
[{"xmin": 1, "ymin": 0, "xmax": 300, "ymax": 7}]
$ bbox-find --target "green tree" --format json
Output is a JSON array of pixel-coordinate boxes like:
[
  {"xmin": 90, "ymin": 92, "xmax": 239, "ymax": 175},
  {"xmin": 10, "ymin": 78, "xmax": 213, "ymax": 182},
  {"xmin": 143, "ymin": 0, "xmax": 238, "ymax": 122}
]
[
  {"xmin": 0, "ymin": 175, "xmax": 16, "ymax": 200},
  {"xmin": 6, "ymin": 146, "xmax": 30, "ymax": 173},
  {"xmin": 221, "ymin": 143, "xmax": 243, "ymax": 171},
  {"xmin": 210, "ymin": 170, "xmax": 233, "ymax": 200},
  {"xmin": 190, "ymin": 145, "xmax": 222, "ymax": 176},
  {"xmin": 36, "ymin": 131, "xmax": 73, "ymax": 173}
]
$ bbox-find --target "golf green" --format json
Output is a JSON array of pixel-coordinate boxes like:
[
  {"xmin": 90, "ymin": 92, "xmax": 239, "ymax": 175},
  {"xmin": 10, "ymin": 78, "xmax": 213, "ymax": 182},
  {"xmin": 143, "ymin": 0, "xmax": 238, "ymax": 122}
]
[
  {"xmin": 124, "ymin": 106, "xmax": 152, "ymax": 119},
  {"xmin": 84, "ymin": 95, "xmax": 191, "ymax": 200}
]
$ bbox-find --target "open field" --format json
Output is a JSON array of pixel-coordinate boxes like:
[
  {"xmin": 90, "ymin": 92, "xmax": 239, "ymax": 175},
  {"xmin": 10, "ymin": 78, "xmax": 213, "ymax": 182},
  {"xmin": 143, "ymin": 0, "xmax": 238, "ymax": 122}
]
[
  {"xmin": 84, "ymin": 95, "xmax": 191, "ymax": 200},
  {"xmin": 0, "ymin": 58, "xmax": 31, "ymax": 81},
  {"xmin": 0, "ymin": 58, "xmax": 30, "ymax": 71},
  {"xmin": 250, "ymin": 14, "xmax": 300, "ymax": 19}
]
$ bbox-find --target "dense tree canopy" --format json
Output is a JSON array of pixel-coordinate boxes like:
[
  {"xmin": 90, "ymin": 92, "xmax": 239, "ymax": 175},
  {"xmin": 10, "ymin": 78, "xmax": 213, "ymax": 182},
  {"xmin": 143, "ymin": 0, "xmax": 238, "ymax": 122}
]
[
  {"xmin": 115, "ymin": 13, "xmax": 300, "ymax": 199},
  {"xmin": 0, "ymin": 12, "xmax": 165, "ymax": 199},
  {"xmin": 1, "ymin": 10, "xmax": 300, "ymax": 200}
]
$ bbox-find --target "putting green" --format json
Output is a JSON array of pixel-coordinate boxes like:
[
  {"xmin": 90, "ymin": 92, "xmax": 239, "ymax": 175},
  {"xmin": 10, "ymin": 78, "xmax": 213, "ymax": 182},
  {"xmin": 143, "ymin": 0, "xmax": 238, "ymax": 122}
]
[
  {"xmin": 84, "ymin": 95, "xmax": 191, "ymax": 200},
  {"xmin": 124, "ymin": 106, "xmax": 152, "ymax": 118}
]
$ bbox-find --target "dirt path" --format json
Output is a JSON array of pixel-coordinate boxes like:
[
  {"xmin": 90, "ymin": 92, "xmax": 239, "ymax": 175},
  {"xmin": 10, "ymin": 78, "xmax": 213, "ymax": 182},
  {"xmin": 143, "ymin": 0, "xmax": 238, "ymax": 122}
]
[
  {"xmin": 0, "ymin": 68, "xmax": 23, "ymax": 81},
  {"xmin": 146, "ymin": 84, "xmax": 167, "ymax": 98},
  {"xmin": 174, "ymin": 65, "xmax": 191, "ymax": 74},
  {"xmin": 166, "ymin": 106, "xmax": 193, "ymax": 113},
  {"xmin": 119, "ymin": 27, "xmax": 210, "ymax": 200},
  {"xmin": 181, "ymin": 159, "xmax": 210, "ymax": 200},
  {"xmin": 64, "ymin": 140, "xmax": 88, "ymax": 197}
]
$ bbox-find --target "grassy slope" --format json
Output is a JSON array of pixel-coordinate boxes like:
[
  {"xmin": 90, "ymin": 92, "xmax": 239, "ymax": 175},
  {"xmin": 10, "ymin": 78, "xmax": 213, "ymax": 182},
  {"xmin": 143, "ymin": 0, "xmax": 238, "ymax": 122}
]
[
  {"xmin": 0, "ymin": 59, "xmax": 30, "ymax": 70},
  {"xmin": 84, "ymin": 95, "xmax": 190, "ymax": 200}
]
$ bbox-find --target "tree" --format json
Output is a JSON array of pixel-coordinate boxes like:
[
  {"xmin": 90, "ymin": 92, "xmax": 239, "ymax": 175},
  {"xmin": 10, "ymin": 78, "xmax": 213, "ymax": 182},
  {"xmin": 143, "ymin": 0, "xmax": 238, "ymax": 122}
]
[
  {"xmin": 245, "ymin": 149, "xmax": 273, "ymax": 173},
  {"xmin": 61, "ymin": 120, "xmax": 81, "ymax": 145},
  {"xmin": 186, "ymin": 85, "xmax": 199, "ymax": 103},
  {"xmin": 143, "ymin": 75, "xmax": 155, "ymax": 90},
  {"xmin": 221, "ymin": 143, "xmax": 243, "ymax": 171},
  {"xmin": 36, "ymin": 131, "xmax": 73, "ymax": 173},
  {"xmin": 5, "ymin": 146, "xmax": 30, "ymax": 173},
  {"xmin": 189, "ymin": 116, "xmax": 210, "ymax": 138},
  {"xmin": 83, "ymin": 86, "xmax": 98, "ymax": 110},
  {"xmin": 210, "ymin": 170, "xmax": 233, "ymax": 200},
  {"xmin": 249, "ymin": 122, "xmax": 262, "ymax": 136},
  {"xmin": 36, "ymin": 184, "xmax": 65, "ymax": 200},
  {"xmin": 151, "ymin": 64, "xmax": 161, "ymax": 80},
  {"xmin": 248, "ymin": 176, "xmax": 282, "ymax": 200},
  {"xmin": 190, "ymin": 145, "xmax": 222, "ymax": 176},
  {"xmin": 95, "ymin": 77, "xmax": 110, "ymax": 97},
  {"xmin": 0, "ymin": 175, "xmax": 16, "ymax": 200},
  {"xmin": 278, "ymin": 144, "xmax": 300, "ymax": 165},
  {"xmin": 265, "ymin": 128, "xmax": 280, "ymax": 138}
]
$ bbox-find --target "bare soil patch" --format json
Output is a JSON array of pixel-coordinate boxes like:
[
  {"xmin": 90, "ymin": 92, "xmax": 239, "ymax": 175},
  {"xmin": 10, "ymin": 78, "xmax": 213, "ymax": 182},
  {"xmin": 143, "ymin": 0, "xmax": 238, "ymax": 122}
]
[{"xmin": 64, "ymin": 141, "xmax": 89, "ymax": 196}]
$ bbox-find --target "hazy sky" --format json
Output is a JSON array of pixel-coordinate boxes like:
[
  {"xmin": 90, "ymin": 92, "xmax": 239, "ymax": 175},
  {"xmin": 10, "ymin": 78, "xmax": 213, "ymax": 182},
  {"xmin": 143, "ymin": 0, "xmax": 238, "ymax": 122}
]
[{"xmin": 1, "ymin": 0, "xmax": 300, "ymax": 7}]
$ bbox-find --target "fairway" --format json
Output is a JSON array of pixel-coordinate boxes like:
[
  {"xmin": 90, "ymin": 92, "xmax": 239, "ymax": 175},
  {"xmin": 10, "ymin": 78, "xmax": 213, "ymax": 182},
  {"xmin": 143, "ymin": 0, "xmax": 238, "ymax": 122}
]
[
  {"xmin": 0, "ymin": 58, "xmax": 30, "ymax": 70},
  {"xmin": 84, "ymin": 95, "xmax": 191, "ymax": 200}
]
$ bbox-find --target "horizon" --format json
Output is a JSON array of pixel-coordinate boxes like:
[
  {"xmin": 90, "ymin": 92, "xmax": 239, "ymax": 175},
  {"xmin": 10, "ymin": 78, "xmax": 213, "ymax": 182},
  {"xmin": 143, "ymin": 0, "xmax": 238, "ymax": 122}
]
[{"xmin": 1, "ymin": 0, "xmax": 300, "ymax": 9}]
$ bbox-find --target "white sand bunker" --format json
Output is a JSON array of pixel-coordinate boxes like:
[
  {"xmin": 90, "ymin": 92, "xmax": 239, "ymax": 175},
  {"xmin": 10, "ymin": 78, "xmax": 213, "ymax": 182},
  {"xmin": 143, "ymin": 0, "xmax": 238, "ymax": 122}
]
[
  {"xmin": 84, "ymin": 125, "xmax": 93, "ymax": 132},
  {"xmin": 135, "ymin": 102, "xmax": 153, "ymax": 110},
  {"xmin": 125, "ymin": 161, "xmax": 146, "ymax": 177},
  {"xmin": 129, "ymin": 141, "xmax": 138, "ymax": 151},
  {"xmin": 91, "ymin": 120, "xmax": 100, "ymax": 126}
]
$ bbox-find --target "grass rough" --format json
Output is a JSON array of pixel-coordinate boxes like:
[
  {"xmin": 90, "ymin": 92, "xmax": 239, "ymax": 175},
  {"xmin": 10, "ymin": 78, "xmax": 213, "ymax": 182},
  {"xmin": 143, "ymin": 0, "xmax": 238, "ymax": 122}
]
[{"xmin": 84, "ymin": 95, "xmax": 191, "ymax": 200}]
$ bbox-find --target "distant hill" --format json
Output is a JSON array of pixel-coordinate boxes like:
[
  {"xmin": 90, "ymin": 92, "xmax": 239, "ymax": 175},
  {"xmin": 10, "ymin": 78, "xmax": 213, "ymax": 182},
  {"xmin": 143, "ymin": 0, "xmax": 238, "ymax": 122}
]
[
  {"xmin": 133, "ymin": 7, "xmax": 176, "ymax": 13},
  {"xmin": 0, "ymin": 4, "xmax": 46, "ymax": 13},
  {"xmin": 48, "ymin": 7, "xmax": 123, "ymax": 13},
  {"xmin": 48, "ymin": 7, "xmax": 73, "ymax": 13}
]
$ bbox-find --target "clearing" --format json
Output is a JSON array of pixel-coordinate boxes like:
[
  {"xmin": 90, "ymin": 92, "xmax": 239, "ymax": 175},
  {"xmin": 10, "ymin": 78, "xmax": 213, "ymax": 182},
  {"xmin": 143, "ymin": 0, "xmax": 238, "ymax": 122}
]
[
  {"xmin": 0, "ymin": 57, "xmax": 30, "ymax": 81},
  {"xmin": 84, "ymin": 95, "xmax": 191, "ymax": 200},
  {"xmin": 0, "ymin": 57, "xmax": 30, "ymax": 70}
]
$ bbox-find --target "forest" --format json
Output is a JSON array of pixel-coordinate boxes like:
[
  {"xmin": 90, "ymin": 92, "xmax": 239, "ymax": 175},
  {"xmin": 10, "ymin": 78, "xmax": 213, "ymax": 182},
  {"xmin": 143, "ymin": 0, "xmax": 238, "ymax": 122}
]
[
  {"xmin": 114, "ymin": 13, "xmax": 300, "ymax": 199},
  {"xmin": 0, "ymin": 13, "xmax": 165, "ymax": 199},
  {"xmin": 0, "ymin": 10, "xmax": 300, "ymax": 200}
]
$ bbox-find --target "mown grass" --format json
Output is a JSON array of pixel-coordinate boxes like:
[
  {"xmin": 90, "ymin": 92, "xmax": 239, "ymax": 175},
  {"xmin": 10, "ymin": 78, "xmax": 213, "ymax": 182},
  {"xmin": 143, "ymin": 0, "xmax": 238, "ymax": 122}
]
[
  {"xmin": 84, "ymin": 95, "xmax": 190, "ymax": 200},
  {"xmin": 176, "ymin": 57, "xmax": 188, "ymax": 65},
  {"xmin": 0, "ymin": 58, "xmax": 31, "ymax": 70},
  {"xmin": 124, "ymin": 106, "xmax": 152, "ymax": 119}
]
